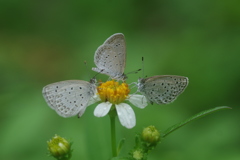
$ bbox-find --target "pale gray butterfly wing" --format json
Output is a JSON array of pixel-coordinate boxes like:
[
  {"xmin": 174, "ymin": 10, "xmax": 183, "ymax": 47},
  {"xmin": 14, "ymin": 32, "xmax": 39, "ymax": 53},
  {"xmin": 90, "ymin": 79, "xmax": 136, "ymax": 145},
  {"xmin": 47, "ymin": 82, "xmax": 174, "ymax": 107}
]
[
  {"xmin": 138, "ymin": 75, "xmax": 188, "ymax": 104},
  {"xmin": 42, "ymin": 79, "xmax": 96, "ymax": 118},
  {"xmin": 92, "ymin": 33, "xmax": 127, "ymax": 80}
]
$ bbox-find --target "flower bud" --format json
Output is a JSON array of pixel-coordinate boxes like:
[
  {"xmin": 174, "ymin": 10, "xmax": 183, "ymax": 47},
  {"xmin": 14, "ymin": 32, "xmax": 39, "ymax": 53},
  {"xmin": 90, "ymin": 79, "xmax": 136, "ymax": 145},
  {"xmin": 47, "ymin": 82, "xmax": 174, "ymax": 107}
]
[
  {"xmin": 132, "ymin": 148, "xmax": 144, "ymax": 160},
  {"xmin": 47, "ymin": 135, "xmax": 71, "ymax": 159},
  {"xmin": 141, "ymin": 125, "xmax": 160, "ymax": 144}
]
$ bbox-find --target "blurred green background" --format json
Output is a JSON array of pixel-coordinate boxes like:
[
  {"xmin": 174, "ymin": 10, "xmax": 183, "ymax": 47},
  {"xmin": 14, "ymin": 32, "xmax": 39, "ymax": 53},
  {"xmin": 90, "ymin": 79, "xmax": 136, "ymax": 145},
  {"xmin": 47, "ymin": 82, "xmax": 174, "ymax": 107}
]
[{"xmin": 1, "ymin": 0, "xmax": 239, "ymax": 160}]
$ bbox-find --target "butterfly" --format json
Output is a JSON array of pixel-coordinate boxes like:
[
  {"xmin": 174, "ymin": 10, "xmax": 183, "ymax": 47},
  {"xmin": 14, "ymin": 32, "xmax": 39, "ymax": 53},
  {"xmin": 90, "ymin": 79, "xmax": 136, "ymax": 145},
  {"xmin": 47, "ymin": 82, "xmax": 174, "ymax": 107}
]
[
  {"xmin": 137, "ymin": 75, "xmax": 189, "ymax": 104},
  {"xmin": 42, "ymin": 78, "xmax": 97, "ymax": 117},
  {"xmin": 92, "ymin": 33, "xmax": 127, "ymax": 80}
]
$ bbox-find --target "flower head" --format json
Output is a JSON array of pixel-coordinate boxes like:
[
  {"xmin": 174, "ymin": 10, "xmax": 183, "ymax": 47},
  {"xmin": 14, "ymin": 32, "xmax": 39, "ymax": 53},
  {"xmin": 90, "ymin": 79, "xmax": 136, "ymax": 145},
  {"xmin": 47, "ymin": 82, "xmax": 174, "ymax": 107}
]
[
  {"xmin": 142, "ymin": 125, "xmax": 161, "ymax": 144},
  {"xmin": 47, "ymin": 135, "xmax": 72, "ymax": 159},
  {"xmin": 132, "ymin": 148, "xmax": 145, "ymax": 160},
  {"xmin": 97, "ymin": 80, "xmax": 130, "ymax": 104},
  {"xmin": 92, "ymin": 80, "xmax": 148, "ymax": 129}
]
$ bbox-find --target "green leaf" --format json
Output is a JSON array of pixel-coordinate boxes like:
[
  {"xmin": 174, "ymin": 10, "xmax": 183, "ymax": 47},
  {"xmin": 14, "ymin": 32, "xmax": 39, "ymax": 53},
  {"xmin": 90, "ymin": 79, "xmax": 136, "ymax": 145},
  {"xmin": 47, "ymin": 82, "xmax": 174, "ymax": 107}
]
[
  {"xmin": 162, "ymin": 106, "xmax": 232, "ymax": 138},
  {"xmin": 117, "ymin": 138, "xmax": 125, "ymax": 155}
]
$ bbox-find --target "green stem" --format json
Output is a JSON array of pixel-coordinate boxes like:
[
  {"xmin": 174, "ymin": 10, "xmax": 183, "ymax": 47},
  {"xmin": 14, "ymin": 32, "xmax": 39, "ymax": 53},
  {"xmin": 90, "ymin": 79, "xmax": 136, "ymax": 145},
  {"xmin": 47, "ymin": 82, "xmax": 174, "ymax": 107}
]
[
  {"xmin": 162, "ymin": 106, "xmax": 231, "ymax": 138},
  {"xmin": 109, "ymin": 108, "xmax": 117, "ymax": 157}
]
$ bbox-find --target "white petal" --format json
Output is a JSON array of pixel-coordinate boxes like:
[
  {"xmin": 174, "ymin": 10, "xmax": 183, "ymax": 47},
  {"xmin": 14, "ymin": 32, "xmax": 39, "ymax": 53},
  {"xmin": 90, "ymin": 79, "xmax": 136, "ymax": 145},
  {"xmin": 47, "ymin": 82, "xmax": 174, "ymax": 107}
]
[
  {"xmin": 94, "ymin": 102, "xmax": 112, "ymax": 117},
  {"xmin": 116, "ymin": 103, "xmax": 136, "ymax": 129},
  {"xmin": 87, "ymin": 93, "xmax": 101, "ymax": 106},
  {"xmin": 128, "ymin": 94, "xmax": 148, "ymax": 109}
]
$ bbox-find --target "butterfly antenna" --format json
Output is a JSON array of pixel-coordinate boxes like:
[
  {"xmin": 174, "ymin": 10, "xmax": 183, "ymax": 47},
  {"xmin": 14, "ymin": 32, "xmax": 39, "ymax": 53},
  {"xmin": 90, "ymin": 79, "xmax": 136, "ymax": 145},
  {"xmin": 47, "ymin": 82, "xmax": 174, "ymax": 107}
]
[
  {"xmin": 142, "ymin": 57, "xmax": 145, "ymax": 78},
  {"xmin": 93, "ymin": 69, "xmax": 104, "ymax": 79},
  {"xmin": 126, "ymin": 69, "xmax": 141, "ymax": 75},
  {"xmin": 84, "ymin": 60, "xmax": 91, "ymax": 80}
]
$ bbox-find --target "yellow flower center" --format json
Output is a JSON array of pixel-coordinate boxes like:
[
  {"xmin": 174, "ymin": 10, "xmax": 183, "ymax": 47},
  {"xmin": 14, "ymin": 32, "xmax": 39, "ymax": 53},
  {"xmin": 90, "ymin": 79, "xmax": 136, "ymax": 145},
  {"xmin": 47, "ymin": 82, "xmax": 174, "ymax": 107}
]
[{"xmin": 97, "ymin": 80, "xmax": 130, "ymax": 104}]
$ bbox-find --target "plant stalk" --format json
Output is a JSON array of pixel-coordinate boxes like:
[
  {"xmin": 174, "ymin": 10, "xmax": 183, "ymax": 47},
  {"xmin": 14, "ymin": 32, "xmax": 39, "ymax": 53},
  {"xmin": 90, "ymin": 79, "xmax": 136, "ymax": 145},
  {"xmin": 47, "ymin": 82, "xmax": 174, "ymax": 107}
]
[{"xmin": 109, "ymin": 108, "xmax": 117, "ymax": 157}]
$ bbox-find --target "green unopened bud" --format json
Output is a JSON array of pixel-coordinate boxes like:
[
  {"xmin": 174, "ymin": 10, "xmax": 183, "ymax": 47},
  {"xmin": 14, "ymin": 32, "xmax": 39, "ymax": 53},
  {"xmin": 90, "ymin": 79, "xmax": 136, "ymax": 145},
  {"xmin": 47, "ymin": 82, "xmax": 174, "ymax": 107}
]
[
  {"xmin": 142, "ymin": 125, "xmax": 160, "ymax": 144},
  {"xmin": 47, "ymin": 135, "xmax": 72, "ymax": 159},
  {"xmin": 132, "ymin": 148, "xmax": 145, "ymax": 160}
]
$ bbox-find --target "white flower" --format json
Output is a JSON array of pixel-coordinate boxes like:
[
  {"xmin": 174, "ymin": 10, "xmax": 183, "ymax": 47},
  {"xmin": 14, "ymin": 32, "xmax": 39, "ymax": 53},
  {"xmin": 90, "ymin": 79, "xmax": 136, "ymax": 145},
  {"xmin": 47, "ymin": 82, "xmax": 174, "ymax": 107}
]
[{"xmin": 90, "ymin": 80, "xmax": 148, "ymax": 129}]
